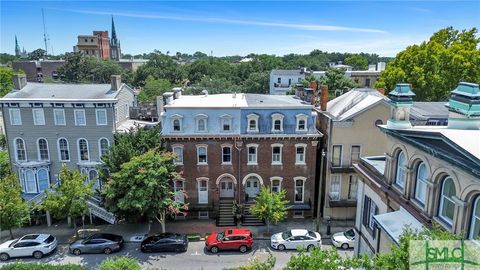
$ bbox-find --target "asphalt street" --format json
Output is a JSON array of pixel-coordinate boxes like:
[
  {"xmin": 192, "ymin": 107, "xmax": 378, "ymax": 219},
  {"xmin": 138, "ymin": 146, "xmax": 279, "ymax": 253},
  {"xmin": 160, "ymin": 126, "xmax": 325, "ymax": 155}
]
[{"xmin": 0, "ymin": 240, "xmax": 353, "ymax": 270}]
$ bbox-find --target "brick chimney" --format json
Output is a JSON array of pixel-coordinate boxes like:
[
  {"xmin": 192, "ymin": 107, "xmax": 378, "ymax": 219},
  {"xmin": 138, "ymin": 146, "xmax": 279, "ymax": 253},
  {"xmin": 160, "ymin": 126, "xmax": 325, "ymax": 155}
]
[
  {"xmin": 13, "ymin": 74, "xmax": 27, "ymax": 90},
  {"xmin": 309, "ymin": 80, "xmax": 317, "ymax": 91},
  {"xmin": 111, "ymin": 75, "xmax": 122, "ymax": 91},
  {"xmin": 377, "ymin": 88, "xmax": 385, "ymax": 95},
  {"xmin": 320, "ymin": 84, "xmax": 328, "ymax": 111}
]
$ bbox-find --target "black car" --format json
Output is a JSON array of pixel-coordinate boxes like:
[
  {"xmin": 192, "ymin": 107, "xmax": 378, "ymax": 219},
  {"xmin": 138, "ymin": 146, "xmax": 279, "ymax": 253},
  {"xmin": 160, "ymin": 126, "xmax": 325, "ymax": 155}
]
[
  {"xmin": 69, "ymin": 233, "xmax": 124, "ymax": 255},
  {"xmin": 140, "ymin": 233, "xmax": 188, "ymax": 253}
]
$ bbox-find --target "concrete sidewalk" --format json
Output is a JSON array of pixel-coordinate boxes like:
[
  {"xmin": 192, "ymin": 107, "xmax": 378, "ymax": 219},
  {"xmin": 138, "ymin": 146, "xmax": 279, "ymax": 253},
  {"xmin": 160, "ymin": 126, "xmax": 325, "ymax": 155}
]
[{"xmin": 0, "ymin": 222, "xmax": 149, "ymax": 244}]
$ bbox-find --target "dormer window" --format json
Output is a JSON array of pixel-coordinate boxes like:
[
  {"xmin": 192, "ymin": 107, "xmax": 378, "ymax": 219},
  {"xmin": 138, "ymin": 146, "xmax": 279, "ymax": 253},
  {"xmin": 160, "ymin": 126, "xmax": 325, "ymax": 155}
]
[
  {"xmin": 271, "ymin": 113, "xmax": 284, "ymax": 132},
  {"xmin": 220, "ymin": 114, "xmax": 232, "ymax": 132},
  {"xmin": 195, "ymin": 114, "xmax": 208, "ymax": 133},
  {"xmin": 296, "ymin": 114, "xmax": 308, "ymax": 132},
  {"xmin": 170, "ymin": 114, "xmax": 183, "ymax": 132},
  {"xmin": 247, "ymin": 114, "xmax": 259, "ymax": 133}
]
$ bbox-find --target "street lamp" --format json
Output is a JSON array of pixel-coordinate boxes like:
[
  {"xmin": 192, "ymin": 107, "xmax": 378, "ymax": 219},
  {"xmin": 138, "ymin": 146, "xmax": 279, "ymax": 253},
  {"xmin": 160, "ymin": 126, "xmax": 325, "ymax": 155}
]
[{"xmin": 316, "ymin": 149, "xmax": 326, "ymax": 232}]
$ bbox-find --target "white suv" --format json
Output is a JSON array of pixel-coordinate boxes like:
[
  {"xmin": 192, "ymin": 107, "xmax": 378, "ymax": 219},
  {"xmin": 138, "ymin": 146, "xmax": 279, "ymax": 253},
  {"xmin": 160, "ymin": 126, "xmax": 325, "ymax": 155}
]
[{"xmin": 0, "ymin": 234, "xmax": 57, "ymax": 261}]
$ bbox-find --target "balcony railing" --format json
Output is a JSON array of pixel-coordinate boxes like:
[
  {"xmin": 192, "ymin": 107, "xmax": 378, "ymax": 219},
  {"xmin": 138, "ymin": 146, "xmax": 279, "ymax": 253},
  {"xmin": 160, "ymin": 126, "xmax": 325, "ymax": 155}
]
[{"xmin": 273, "ymin": 83, "xmax": 292, "ymax": 88}]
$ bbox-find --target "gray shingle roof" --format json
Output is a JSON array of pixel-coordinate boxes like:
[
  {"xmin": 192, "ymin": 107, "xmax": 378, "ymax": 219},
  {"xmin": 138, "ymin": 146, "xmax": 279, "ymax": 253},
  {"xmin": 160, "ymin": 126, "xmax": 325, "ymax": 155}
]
[
  {"xmin": 244, "ymin": 94, "xmax": 312, "ymax": 108},
  {"xmin": 410, "ymin": 102, "xmax": 449, "ymax": 120}
]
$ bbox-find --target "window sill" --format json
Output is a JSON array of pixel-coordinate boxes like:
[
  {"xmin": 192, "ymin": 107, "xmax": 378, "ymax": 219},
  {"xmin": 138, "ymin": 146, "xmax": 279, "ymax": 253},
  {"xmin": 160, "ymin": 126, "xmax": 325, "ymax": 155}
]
[
  {"xmin": 295, "ymin": 162, "xmax": 306, "ymax": 166},
  {"xmin": 96, "ymin": 124, "xmax": 108, "ymax": 126},
  {"xmin": 174, "ymin": 163, "xmax": 184, "ymax": 166},
  {"xmin": 247, "ymin": 130, "xmax": 259, "ymax": 133},
  {"xmin": 197, "ymin": 163, "xmax": 208, "ymax": 166},
  {"xmin": 271, "ymin": 163, "xmax": 282, "ymax": 166},
  {"xmin": 59, "ymin": 160, "xmax": 71, "ymax": 163},
  {"xmin": 295, "ymin": 129, "xmax": 308, "ymax": 133},
  {"xmin": 221, "ymin": 162, "xmax": 232, "ymax": 165},
  {"xmin": 433, "ymin": 216, "xmax": 453, "ymax": 231},
  {"xmin": 247, "ymin": 162, "xmax": 258, "ymax": 166}
]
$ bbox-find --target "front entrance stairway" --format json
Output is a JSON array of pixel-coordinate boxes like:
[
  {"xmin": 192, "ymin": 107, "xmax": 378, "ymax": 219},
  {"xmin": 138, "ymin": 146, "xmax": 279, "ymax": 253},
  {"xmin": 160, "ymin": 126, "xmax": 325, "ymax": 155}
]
[
  {"xmin": 87, "ymin": 197, "xmax": 116, "ymax": 224},
  {"xmin": 217, "ymin": 199, "xmax": 236, "ymax": 227},
  {"xmin": 241, "ymin": 201, "xmax": 264, "ymax": 226}
]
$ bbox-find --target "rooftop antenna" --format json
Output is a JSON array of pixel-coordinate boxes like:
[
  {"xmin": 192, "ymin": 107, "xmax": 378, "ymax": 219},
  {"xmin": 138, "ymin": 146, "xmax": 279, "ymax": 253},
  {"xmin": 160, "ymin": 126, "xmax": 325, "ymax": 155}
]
[{"xmin": 42, "ymin": 8, "xmax": 49, "ymax": 58}]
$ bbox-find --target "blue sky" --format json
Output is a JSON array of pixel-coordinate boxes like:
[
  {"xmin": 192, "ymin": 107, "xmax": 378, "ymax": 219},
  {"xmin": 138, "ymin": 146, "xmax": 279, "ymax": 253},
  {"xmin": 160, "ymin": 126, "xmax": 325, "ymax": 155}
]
[{"xmin": 1, "ymin": 1, "xmax": 479, "ymax": 57}]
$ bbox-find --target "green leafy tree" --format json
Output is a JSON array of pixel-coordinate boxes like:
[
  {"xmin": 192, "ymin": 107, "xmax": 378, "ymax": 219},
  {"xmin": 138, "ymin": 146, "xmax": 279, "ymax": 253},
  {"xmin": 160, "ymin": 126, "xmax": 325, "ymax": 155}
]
[
  {"xmin": 58, "ymin": 53, "xmax": 123, "ymax": 83},
  {"xmin": 250, "ymin": 187, "xmax": 289, "ymax": 233},
  {"xmin": 376, "ymin": 27, "xmax": 480, "ymax": 101},
  {"xmin": 227, "ymin": 255, "xmax": 276, "ymax": 270},
  {"xmin": 0, "ymin": 150, "xmax": 11, "ymax": 178},
  {"xmin": 0, "ymin": 68, "xmax": 14, "ymax": 96},
  {"xmin": 103, "ymin": 150, "xmax": 187, "ymax": 232},
  {"xmin": 98, "ymin": 257, "xmax": 141, "ymax": 270},
  {"xmin": 0, "ymin": 53, "xmax": 19, "ymax": 66},
  {"xmin": 134, "ymin": 53, "xmax": 185, "ymax": 86},
  {"xmin": 317, "ymin": 68, "xmax": 358, "ymax": 91},
  {"xmin": 0, "ymin": 174, "xmax": 30, "ymax": 239},
  {"xmin": 241, "ymin": 71, "xmax": 270, "ymax": 93},
  {"xmin": 137, "ymin": 75, "xmax": 172, "ymax": 102},
  {"xmin": 28, "ymin": 48, "xmax": 46, "ymax": 60},
  {"xmin": 91, "ymin": 60, "xmax": 123, "ymax": 83},
  {"xmin": 285, "ymin": 246, "xmax": 371, "ymax": 270},
  {"xmin": 43, "ymin": 165, "xmax": 93, "ymax": 238},
  {"xmin": 345, "ymin": 54, "xmax": 369, "ymax": 70}
]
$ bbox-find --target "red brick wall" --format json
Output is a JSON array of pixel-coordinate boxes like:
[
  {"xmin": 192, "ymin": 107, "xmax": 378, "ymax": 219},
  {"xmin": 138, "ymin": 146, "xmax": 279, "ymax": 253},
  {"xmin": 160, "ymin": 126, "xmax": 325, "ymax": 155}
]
[{"xmin": 93, "ymin": 31, "xmax": 110, "ymax": 60}]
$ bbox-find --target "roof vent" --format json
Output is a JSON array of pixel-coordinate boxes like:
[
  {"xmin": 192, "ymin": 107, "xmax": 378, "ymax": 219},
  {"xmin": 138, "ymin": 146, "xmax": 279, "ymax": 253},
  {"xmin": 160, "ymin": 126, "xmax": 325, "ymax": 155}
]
[{"xmin": 202, "ymin": 89, "xmax": 208, "ymax": 97}]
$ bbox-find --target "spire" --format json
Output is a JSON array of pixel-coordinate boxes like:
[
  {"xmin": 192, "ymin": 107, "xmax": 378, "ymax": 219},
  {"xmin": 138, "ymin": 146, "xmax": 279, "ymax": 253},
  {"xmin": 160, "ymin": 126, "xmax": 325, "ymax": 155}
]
[
  {"xmin": 111, "ymin": 15, "xmax": 117, "ymax": 41},
  {"xmin": 15, "ymin": 35, "xmax": 20, "ymax": 56}
]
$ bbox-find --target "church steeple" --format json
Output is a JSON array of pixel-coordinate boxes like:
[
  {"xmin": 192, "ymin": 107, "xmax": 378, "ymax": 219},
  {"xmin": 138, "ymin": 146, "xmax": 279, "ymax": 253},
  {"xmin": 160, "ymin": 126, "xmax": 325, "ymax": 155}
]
[
  {"xmin": 110, "ymin": 16, "xmax": 121, "ymax": 61},
  {"xmin": 15, "ymin": 35, "xmax": 20, "ymax": 56},
  {"xmin": 111, "ymin": 16, "xmax": 117, "ymax": 42}
]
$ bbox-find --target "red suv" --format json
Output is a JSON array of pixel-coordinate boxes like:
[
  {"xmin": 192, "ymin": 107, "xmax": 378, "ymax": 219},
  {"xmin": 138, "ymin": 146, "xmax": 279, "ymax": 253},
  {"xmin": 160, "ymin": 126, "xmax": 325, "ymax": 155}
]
[{"xmin": 205, "ymin": 229, "xmax": 254, "ymax": 253}]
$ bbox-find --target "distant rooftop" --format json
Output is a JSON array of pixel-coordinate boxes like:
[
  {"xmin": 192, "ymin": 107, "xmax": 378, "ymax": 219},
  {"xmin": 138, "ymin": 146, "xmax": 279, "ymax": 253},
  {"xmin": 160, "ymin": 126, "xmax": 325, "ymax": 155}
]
[
  {"xmin": 410, "ymin": 102, "xmax": 449, "ymax": 121},
  {"xmin": 165, "ymin": 93, "xmax": 312, "ymax": 109},
  {"xmin": 326, "ymin": 88, "xmax": 390, "ymax": 121},
  {"xmin": 270, "ymin": 69, "xmax": 304, "ymax": 76},
  {"xmin": 1, "ymin": 82, "xmax": 127, "ymax": 101}
]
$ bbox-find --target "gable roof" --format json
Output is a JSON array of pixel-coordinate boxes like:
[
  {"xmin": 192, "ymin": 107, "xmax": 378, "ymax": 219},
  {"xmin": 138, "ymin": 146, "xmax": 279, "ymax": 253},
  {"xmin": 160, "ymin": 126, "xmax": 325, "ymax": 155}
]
[{"xmin": 326, "ymin": 88, "xmax": 390, "ymax": 121}]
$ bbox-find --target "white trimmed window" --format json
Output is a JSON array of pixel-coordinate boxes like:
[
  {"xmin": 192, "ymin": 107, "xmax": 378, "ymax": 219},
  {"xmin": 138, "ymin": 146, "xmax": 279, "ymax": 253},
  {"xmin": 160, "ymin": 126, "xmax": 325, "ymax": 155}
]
[
  {"xmin": 197, "ymin": 145, "xmax": 208, "ymax": 165},
  {"xmin": 222, "ymin": 145, "xmax": 232, "ymax": 164},
  {"xmin": 37, "ymin": 138, "xmax": 49, "ymax": 161},
  {"xmin": 247, "ymin": 144, "xmax": 258, "ymax": 165},
  {"xmin": 350, "ymin": 145, "xmax": 361, "ymax": 166},
  {"xmin": 14, "ymin": 138, "xmax": 27, "ymax": 161},
  {"xmin": 414, "ymin": 162, "xmax": 428, "ymax": 205},
  {"xmin": 270, "ymin": 177, "xmax": 282, "ymax": 193},
  {"xmin": 247, "ymin": 114, "xmax": 259, "ymax": 132},
  {"xmin": 220, "ymin": 114, "xmax": 232, "ymax": 132},
  {"xmin": 78, "ymin": 138, "xmax": 89, "ymax": 161},
  {"xmin": 271, "ymin": 113, "xmax": 284, "ymax": 132},
  {"xmin": 172, "ymin": 145, "xmax": 184, "ymax": 165},
  {"xmin": 98, "ymin": 138, "xmax": 110, "ymax": 158},
  {"xmin": 332, "ymin": 145, "xmax": 342, "ymax": 167},
  {"xmin": 296, "ymin": 114, "xmax": 308, "ymax": 132},
  {"xmin": 96, "ymin": 109, "xmax": 107, "ymax": 125},
  {"xmin": 58, "ymin": 138, "xmax": 70, "ymax": 161},
  {"xmin": 32, "ymin": 108, "xmax": 45, "ymax": 125},
  {"xmin": 54, "ymin": 109, "xmax": 66, "ymax": 125},
  {"xmin": 171, "ymin": 114, "xmax": 183, "ymax": 132},
  {"xmin": 74, "ymin": 109, "xmax": 86, "ymax": 126},
  {"xmin": 469, "ymin": 196, "xmax": 480, "ymax": 240},
  {"xmin": 438, "ymin": 176, "xmax": 456, "ymax": 226},
  {"xmin": 271, "ymin": 144, "xmax": 283, "ymax": 165},
  {"xmin": 195, "ymin": 114, "xmax": 208, "ymax": 132},
  {"xmin": 9, "ymin": 109, "xmax": 22, "ymax": 125},
  {"xmin": 295, "ymin": 143, "xmax": 307, "ymax": 165},
  {"xmin": 294, "ymin": 177, "xmax": 306, "ymax": 203},
  {"xmin": 348, "ymin": 175, "xmax": 358, "ymax": 200},
  {"xmin": 395, "ymin": 151, "xmax": 407, "ymax": 189},
  {"xmin": 330, "ymin": 175, "xmax": 341, "ymax": 201}
]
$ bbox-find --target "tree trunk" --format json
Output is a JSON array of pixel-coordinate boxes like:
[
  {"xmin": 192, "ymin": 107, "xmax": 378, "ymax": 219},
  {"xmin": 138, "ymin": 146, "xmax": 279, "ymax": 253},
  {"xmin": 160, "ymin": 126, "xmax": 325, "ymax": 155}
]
[
  {"xmin": 161, "ymin": 220, "xmax": 166, "ymax": 233},
  {"xmin": 267, "ymin": 220, "xmax": 270, "ymax": 233},
  {"xmin": 72, "ymin": 217, "xmax": 79, "ymax": 238},
  {"xmin": 9, "ymin": 228, "xmax": 13, "ymax": 239}
]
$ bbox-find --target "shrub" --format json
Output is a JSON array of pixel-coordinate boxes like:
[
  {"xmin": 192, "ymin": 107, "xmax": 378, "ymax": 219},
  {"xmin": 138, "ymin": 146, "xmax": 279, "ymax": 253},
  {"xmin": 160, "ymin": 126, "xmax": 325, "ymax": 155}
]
[
  {"xmin": 225, "ymin": 255, "xmax": 276, "ymax": 270},
  {"xmin": 97, "ymin": 256, "xmax": 141, "ymax": 270},
  {"xmin": 0, "ymin": 263, "xmax": 86, "ymax": 270}
]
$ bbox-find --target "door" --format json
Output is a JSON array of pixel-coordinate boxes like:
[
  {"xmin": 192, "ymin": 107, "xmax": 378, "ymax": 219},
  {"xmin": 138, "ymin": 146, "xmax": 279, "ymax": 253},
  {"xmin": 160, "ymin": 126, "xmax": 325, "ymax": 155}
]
[
  {"xmin": 198, "ymin": 179, "xmax": 208, "ymax": 204},
  {"xmin": 220, "ymin": 179, "xmax": 234, "ymax": 198},
  {"xmin": 12, "ymin": 242, "xmax": 32, "ymax": 257},
  {"xmin": 245, "ymin": 178, "xmax": 260, "ymax": 199},
  {"xmin": 174, "ymin": 180, "xmax": 184, "ymax": 202}
]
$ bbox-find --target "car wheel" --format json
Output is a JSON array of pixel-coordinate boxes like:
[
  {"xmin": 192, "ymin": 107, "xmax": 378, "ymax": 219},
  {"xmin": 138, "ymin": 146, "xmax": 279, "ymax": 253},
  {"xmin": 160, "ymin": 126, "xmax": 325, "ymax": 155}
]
[
  {"xmin": 307, "ymin": 244, "xmax": 315, "ymax": 252},
  {"xmin": 33, "ymin": 251, "xmax": 43, "ymax": 259},
  {"xmin": 341, "ymin": 243, "xmax": 349, "ymax": 250},
  {"xmin": 104, "ymin": 248, "xmax": 112, "ymax": 254},
  {"xmin": 239, "ymin": 245, "xmax": 247, "ymax": 253},
  {"xmin": 277, "ymin": 244, "xmax": 286, "ymax": 251},
  {"xmin": 73, "ymin": 249, "xmax": 81, "ymax": 256},
  {"xmin": 210, "ymin": 246, "xmax": 219, "ymax": 253},
  {"xmin": 0, "ymin": 253, "xmax": 9, "ymax": 261}
]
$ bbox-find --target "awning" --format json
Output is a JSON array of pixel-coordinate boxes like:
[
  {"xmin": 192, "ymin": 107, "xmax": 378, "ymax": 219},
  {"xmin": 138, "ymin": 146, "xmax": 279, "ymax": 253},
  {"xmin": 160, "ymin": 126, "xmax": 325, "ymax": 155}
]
[{"xmin": 373, "ymin": 207, "xmax": 423, "ymax": 245}]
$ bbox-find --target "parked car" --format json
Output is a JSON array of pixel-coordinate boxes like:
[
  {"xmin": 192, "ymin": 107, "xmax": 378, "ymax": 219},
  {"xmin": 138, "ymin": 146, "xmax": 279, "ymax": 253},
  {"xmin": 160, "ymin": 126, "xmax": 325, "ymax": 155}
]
[
  {"xmin": 69, "ymin": 233, "xmax": 124, "ymax": 255},
  {"xmin": 0, "ymin": 234, "xmax": 57, "ymax": 261},
  {"xmin": 270, "ymin": 229, "xmax": 321, "ymax": 251},
  {"xmin": 205, "ymin": 228, "xmax": 253, "ymax": 253},
  {"xmin": 331, "ymin": 229, "xmax": 355, "ymax": 249},
  {"xmin": 140, "ymin": 233, "xmax": 188, "ymax": 253}
]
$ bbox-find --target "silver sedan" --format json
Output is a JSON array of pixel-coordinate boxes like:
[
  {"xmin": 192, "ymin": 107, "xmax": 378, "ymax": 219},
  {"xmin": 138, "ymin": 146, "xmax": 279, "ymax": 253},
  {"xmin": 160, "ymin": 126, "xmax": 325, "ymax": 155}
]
[{"xmin": 69, "ymin": 233, "xmax": 124, "ymax": 255}]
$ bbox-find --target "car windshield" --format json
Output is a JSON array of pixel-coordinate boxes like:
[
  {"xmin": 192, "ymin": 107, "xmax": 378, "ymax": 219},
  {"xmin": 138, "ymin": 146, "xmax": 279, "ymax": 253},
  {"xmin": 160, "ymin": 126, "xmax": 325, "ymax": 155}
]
[
  {"xmin": 8, "ymin": 239, "xmax": 19, "ymax": 248},
  {"xmin": 44, "ymin": 235, "xmax": 55, "ymax": 244},
  {"xmin": 281, "ymin": 231, "xmax": 292, "ymax": 240},
  {"xmin": 217, "ymin": 232, "xmax": 225, "ymax": 241},
  {"xmin": 344, "ymin": 229, "xmax": 355, "ymax": 240}
]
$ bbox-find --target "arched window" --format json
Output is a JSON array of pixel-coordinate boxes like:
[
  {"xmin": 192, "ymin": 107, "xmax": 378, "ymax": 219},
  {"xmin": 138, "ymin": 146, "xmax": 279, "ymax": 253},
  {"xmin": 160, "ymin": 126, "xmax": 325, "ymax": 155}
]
[
  {"xmin": 395, "ymin": 151, "xmax": 406, "ymax": 189},
  {"xmin": 271, "ymin": 113, "xmax": 284, "ymax": 132},
  {"xmin": 58, "ymin": 138, "xmax": 70, "ymax": 161},
  {"xmin": 78, "ymin": 139, "xmax": 89, "ymax": 161},
  {"xmin": 89, "ymin": 170, "xmax": 98, "ymax": 181},
  {"xmin": 469, "ymin": 196, "xmax": 480, "ymax": 240},
  {"xmin": 37, "ymin": 138, "xmax": 49, "ymax": 161},
  {"xmin": 99, "ymin": 138, "xmax": 109, "ymax": 158},
  {"xmin": 15, "ymin": 138, "xmax": 27, "ymax": 161},
  {"xmin": 25, "ymin": 169, "xmax": 36, "ymax": 193},
  {"xmin": 37, "ymin": 169, "xmax": 49, "ymax": 192},
  {"xmin": 438, "ymin": 177, "xmax": 456, "ymax": 225},
  {"xmin": 414, "ymin": 163, "xmax": 428, "ymax": 205},
  {"xmin": 173, "ymin": 119, "xmax": 181, "ymax": 131}
]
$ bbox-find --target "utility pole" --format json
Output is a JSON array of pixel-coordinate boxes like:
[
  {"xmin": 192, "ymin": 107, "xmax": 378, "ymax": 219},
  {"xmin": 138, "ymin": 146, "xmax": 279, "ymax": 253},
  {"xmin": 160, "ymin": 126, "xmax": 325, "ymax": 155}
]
[{"xmin": 42, "ymin": 8, "xmax": 48, "ymax": 58}]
